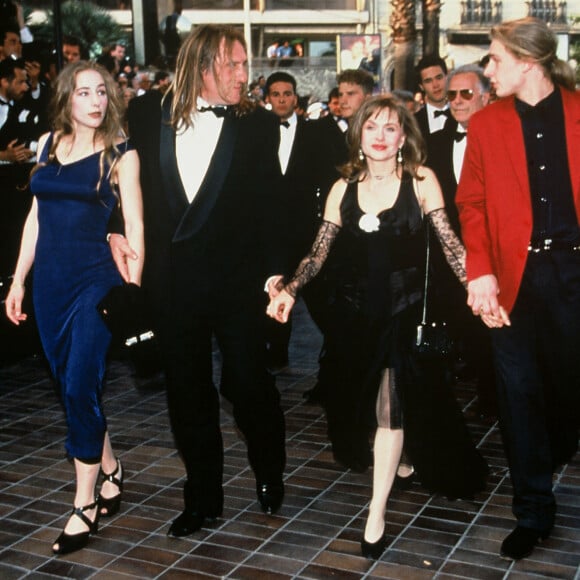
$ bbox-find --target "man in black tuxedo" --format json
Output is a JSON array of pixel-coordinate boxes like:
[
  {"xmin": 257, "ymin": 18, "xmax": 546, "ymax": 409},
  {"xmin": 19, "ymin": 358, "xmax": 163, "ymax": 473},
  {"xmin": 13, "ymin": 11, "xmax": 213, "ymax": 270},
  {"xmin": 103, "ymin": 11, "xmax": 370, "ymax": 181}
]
[
  {"xmin": 116, "ymin": 24, "xmax": 286, "ymax": 537},
  {"xmin": 263, "ymin": 71, "xmax": 320, "ymax": 368},
  {"xmin": 313, "ymin": 69, "xmax": 374, "ymax": 206},
  {"xmin": 426, "ymin": 64, "xmax": 496, "ymax": 418},
  {"xmin": 414, "ymin": 55, "xmax": 455, "ymax": 156}
]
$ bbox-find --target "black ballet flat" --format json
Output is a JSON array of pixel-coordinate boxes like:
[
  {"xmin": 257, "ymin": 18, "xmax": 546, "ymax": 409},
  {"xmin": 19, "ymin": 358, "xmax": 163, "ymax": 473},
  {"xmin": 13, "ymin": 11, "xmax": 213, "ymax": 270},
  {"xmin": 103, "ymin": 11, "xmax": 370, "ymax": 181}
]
[
  {"xmin": 361, "ymin": 528, "xmax": 388, "ymax": 559},
  {"xmin": 97, "ymin": 458, "xmax": 123, "ymax": 517},
  {"xmin": 52, "ymin": 500, "xmax": 99, "ymax": 555}
]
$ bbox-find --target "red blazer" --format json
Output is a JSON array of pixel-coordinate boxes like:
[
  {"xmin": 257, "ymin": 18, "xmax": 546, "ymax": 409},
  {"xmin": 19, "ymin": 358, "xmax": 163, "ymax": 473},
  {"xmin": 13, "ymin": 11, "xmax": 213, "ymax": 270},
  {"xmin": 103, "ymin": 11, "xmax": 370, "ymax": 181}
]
[{"xmin": 456, "ymin": 88, "xmax": 580, "ymax": 313}]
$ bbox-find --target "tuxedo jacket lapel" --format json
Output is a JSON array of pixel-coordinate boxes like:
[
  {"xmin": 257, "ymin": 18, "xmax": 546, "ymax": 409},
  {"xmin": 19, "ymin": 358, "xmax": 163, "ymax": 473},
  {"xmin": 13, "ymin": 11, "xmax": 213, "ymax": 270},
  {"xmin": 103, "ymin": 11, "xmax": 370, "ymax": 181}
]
[
  {"xmin": 160, "ymin": 96, "xmax": 189, "ymax": 224},
  {"xmin": 173, "ymin": 113, "xmax": 238, "ymax": 242}
]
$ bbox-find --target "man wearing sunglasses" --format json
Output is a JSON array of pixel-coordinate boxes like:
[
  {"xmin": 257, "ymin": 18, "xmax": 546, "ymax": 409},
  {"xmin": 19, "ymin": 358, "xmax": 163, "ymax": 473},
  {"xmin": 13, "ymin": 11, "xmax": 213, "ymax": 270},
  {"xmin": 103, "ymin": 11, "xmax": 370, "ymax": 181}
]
[{"xmin": 426, "ymin": 64, "xmax": 496, "ymax": 422}]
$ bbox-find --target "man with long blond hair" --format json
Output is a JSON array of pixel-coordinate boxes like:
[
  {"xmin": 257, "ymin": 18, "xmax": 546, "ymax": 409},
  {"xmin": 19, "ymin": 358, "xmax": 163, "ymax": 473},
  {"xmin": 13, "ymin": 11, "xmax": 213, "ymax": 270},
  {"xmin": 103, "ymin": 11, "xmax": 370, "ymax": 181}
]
[
  {"xmin": 111, "ymin": 24, "xmax": 286, "ymax": 537},
  {"xmin": 457, "ymin": 17, "xmax": 580, "ymax": 560}
]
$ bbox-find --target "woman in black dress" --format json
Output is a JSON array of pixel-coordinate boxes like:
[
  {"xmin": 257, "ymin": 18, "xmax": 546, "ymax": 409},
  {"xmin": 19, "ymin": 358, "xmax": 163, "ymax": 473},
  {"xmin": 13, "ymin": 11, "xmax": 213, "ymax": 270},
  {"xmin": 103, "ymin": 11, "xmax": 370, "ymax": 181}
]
[{"xmin": 267, "ymin": 95, "xmax": 487, "ymax": 559}]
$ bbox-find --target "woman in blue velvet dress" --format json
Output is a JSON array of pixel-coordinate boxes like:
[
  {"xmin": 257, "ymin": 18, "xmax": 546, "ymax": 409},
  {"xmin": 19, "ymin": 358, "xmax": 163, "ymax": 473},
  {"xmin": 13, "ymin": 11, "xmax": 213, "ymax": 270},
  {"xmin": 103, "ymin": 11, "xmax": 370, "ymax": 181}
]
[
  {"xmin": 5, "ymin": 61, "xmax": 144, "ymax": 555},
  {"xmin": 267, "ymin": 96, "xmax": 487, "ymax": 559}
]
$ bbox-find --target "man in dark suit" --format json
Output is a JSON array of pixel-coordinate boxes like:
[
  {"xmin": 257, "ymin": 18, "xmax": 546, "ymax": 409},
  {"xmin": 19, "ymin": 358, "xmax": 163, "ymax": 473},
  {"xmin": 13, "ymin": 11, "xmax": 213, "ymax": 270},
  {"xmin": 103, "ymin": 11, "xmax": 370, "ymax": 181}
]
[
  {"xmin": 115, "ymin": 24, "xmax": 286, "ymax": 537},
  {"xmin": 414, "ymin": 55, "xmax": 455, "ymax": 156},
  {"xmin": 457, "ymin": 18, "xmax": 580, "ymax": 560},
  {"xmin": 313, "ymin": 68, "xmax": 374, "ymax": 206},
  {"xmin": 426, "ymin": 64, "xmax": 496, "ymax": 418},
  {"xmin": 263, "ymin": 71, "xmax": 320, "ymax": 368}
]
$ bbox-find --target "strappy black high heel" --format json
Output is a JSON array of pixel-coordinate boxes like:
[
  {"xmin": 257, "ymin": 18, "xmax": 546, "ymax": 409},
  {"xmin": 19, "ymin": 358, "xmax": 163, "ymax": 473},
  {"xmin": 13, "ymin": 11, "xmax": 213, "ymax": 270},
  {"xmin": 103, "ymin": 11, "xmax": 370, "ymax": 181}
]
[
  {"xmin": 97, "ymin": 458, "xmax": 123, "ymax": 517},
  {"xmin": 52, "ymin": 500, "xmax": 99, "ymax": 555}
]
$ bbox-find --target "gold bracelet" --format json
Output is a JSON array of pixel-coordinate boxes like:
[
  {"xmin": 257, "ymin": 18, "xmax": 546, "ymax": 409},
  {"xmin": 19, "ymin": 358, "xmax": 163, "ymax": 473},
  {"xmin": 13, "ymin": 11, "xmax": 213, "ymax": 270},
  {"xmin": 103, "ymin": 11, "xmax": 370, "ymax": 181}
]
[{"xmin": 11, "ymin": 281, "xmax": 25, "ymax": 289}]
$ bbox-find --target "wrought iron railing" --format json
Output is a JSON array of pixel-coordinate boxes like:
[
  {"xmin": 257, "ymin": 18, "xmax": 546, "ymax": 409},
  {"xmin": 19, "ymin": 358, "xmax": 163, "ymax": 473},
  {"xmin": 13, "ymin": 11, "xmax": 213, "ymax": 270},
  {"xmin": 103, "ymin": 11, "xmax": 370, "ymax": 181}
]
[
  {"xmin": 460, "ymin": 1, "xmax": 502, "ymax": 25},
  {"xmin": 264, "ymin": 0, "xmax": 358, "ymax": 8},
  {"xmin": 526, "ymin": 1, "xmax": 568, "ymax": 24}
]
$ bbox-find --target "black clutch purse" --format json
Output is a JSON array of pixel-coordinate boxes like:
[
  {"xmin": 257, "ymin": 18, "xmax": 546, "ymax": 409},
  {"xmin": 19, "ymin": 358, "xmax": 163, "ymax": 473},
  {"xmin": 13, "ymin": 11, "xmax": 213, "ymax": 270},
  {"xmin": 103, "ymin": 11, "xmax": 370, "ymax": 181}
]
[
  {"xmin": 97, "ymin": 283, "xmax": 156, "ymax": 350},
  {"xmin": 414, "ymin": 223, "xmax": 455, "ymax": 359}
]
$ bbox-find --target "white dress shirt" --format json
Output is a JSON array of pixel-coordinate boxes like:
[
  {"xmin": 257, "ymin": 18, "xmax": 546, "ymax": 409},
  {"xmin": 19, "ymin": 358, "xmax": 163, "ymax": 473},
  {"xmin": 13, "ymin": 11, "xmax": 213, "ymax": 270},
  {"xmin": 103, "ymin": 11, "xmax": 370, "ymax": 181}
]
[
  {"xmin": 176, "ymin": 97, "xmax": 225, "ymax": 203},
  {"xmin": 453, "ymin": 127, "xmax": 468, "ymax": 183},
  {"xmin": 426, "ymin": 102, "xmax": 450, "ymax": 134},
  {"xmin": 278, "ymin": 112, "xmax": 297, "ymax": 175}
]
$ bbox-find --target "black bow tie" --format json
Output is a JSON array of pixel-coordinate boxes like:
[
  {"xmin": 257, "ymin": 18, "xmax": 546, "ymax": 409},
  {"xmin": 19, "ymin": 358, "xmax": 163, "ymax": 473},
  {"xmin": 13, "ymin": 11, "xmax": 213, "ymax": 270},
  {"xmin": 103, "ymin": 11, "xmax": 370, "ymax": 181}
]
[
  {"xmin": 434, "ymin": 109, "xmax": 450, "ymax": 118},
  {"xmin": 280, "ymin": 120, "xmax": 290, "ymax": 128},
  {"xmin": 454, "ymin": 131, "xmax": 467, "ymax": 142},
  {"xmin": 198, "ymin": 106, "xmax": 231, "ymax": 118}
]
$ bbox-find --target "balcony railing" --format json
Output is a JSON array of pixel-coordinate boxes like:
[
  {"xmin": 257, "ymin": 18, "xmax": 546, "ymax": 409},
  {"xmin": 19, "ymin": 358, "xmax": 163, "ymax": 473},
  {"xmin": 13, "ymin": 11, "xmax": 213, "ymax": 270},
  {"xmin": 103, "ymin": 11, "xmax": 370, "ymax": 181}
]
[
  {"xmin": 265, "ymin": 0, "xmax": 358, "ymax": 8},
  {"xmin": 526, "ymin": 1, "xmax": 568, "ymax": 24},
  {"xmin": 460, "ymin": 1, "xmax": 502, "ymax": 25}
]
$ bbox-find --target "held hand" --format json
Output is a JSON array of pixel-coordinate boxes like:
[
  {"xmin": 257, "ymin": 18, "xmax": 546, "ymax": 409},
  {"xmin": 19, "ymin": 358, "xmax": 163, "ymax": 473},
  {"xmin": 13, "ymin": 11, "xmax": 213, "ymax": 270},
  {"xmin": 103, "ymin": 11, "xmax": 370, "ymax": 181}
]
[
  {"xmin": 468, "ymin": 274, "xmax": 511, "ymax": 327},
  {"xmin": 480, "ymin": 306, "xmax": 511, "ymax": 329},
  {"xmin": 467, "ymin": 274, "xmax": 501, "ymax": 317},
  {"xmin": 266, "ymin": 289, "xmax": 295, "ymax": 323},
  {"xmin": 266, "ymin": 275, "xmax": 284, "ymax": 300},
  {"xmin": 5, "ymin": 285, "xmax": 27, "ymax": 326},
  {"xmin": 109, "ymin": 233, "xmax": 138, "ymax": 283}
]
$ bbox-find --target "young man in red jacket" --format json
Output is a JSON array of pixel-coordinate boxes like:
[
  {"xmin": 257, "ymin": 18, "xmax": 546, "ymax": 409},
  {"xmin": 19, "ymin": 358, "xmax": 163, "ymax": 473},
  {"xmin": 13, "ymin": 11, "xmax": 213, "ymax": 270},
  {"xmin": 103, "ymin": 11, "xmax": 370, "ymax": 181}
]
[{"xmin": 456, "ymin": 17, "xmax": 580, "ymax": 561}]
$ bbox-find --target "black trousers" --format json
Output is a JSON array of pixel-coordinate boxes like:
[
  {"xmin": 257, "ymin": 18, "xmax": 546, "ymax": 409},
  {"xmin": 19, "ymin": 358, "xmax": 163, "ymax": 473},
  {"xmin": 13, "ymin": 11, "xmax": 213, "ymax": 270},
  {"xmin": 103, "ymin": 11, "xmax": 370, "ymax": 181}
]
[
  {"xmin": 162, "ymin": 298, "xmax": 286, "ymax": 515},
  {"xmin": 491, "ymin": 249, "xmax": 580, "ymax": 532}
]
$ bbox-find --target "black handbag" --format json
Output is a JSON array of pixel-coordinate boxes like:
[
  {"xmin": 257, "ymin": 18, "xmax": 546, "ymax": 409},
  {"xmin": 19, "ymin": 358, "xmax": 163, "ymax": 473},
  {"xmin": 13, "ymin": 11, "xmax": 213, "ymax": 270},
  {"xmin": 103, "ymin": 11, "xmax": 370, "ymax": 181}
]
[
  {"xmin": 414, "ymin": 223, "xmax": 455, "ymax": 358},
  {"xmin": 97, "ymin": 283, "xmax": 156, "ymax": 351}
]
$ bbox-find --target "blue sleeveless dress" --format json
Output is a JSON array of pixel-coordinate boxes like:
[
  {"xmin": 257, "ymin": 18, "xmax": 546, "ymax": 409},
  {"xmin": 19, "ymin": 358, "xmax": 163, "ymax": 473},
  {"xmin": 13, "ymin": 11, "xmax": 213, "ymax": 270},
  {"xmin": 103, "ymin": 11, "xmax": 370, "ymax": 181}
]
[{"xmin": 30, "ymin": 135, "xmax": 126, "ymax": 461}]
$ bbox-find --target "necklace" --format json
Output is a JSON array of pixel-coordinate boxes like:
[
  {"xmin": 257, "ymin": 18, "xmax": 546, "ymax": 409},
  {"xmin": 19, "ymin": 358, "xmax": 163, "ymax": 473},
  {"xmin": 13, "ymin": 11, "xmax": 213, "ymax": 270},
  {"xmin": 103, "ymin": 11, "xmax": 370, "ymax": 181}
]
[{"xmin": 369, "ymin": 166, "xmax": 397, "ymax": 181}]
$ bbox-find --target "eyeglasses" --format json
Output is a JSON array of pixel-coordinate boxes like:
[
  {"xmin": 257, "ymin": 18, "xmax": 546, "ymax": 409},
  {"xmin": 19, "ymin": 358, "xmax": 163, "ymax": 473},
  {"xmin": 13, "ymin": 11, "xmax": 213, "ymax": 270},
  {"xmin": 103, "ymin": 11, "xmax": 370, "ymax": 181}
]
[{"xmin": 447, "ymin": 89, "xmax": 475, "ymax": 101}]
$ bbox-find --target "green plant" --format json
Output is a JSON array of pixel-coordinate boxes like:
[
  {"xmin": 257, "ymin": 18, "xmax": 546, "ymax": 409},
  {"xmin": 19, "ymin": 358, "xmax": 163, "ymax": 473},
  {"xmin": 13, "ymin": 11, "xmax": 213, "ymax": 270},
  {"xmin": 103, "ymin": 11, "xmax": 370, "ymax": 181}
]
[{"xmin": 30, "ymin": 0, "xmax": 128, "ymax": 59}]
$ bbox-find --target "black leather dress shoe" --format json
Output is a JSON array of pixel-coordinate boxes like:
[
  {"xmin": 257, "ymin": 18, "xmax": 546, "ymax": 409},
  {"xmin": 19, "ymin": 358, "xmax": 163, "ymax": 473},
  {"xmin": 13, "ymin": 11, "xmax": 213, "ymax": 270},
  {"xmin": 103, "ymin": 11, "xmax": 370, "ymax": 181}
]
[
  {"xmin": 167, "ymin": 510, "xmax": 218, "ymax": 537},
  {"xmin": 256, "ymin": 482, "xmax": 284, "ymax": 515},
  {"xmin": 500, "ymin": 526, "xmax": 550, "ymax": 560}
]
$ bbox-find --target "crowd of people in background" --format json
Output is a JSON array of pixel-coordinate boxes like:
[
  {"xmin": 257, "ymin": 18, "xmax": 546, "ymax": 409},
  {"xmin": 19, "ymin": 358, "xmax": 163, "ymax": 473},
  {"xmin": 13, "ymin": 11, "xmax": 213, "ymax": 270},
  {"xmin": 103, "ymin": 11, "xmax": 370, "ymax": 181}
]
[{"xmin": 1, "ymin": 0, "xmax": 578, "ymax": 569}]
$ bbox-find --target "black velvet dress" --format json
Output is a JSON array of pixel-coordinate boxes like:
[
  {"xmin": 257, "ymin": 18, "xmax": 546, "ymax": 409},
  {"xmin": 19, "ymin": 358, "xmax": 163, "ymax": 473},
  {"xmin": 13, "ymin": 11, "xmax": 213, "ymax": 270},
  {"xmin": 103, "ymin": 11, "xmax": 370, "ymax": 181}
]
[{"xmin": 319, "ymin": 174, "xmax": 488, "ymax": 497}]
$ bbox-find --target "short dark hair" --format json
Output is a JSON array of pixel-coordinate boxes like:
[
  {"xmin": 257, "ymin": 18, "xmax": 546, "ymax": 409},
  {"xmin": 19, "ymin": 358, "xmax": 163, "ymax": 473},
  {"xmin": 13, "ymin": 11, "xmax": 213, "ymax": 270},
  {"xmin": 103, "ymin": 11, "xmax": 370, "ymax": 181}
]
[
  {"xmin": 154, "ymin": 70, "xmax": 170, "ymax": 84},
  {"xmin": 0, "ymin": 23, "xmax": 20, "ymax": 45},
  {"xmin": 415, "ymin": 54, "xmax": 448, "ymax": 77},
  {"xmin": 63, "ymin": 35, "xmax": 82, "ymax": 49},
  {"xmin": 337, "ymin": 69, "xmax": 374, "ymax": 95},
  {"xmin": 328, "ymin": 86, "xmax": 339, "ymax": 101},
  {"xmin": 0, "ymin": 57, "xmax": 25, "ymax": 81},
  {"xmin": 265, "ymin": 71, "xmax": 296, "ymax": 95}
]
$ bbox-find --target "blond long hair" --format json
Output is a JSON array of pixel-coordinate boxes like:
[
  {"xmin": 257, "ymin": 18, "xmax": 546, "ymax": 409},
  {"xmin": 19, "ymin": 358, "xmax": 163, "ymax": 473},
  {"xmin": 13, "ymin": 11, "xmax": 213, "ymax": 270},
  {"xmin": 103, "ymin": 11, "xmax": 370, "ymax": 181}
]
[
  {"xmin": 491, "ymin": 17, "xmax": 576, "ymax": 91},
  {"xmin": 341, "ymin": 95, "xmax": 426, "ymax": 182},
  {"xmin": 167, "ymin": 24, "xmax": 253, "ymax": 131},
  {"xmin": 38, "ymin": 61, "xmax": 126, "ymax": 194}
]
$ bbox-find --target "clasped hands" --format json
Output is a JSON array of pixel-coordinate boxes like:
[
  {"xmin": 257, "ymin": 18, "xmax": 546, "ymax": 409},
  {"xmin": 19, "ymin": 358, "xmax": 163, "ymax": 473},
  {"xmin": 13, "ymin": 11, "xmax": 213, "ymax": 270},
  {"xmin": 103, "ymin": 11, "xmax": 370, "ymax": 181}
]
[
  {"xmin": 266, "ymin": 276, "xmax": 295, "ymax": 323},
  {"xmin": 467, "ymin": 274, "xmax": 511, "ymax": 328}
]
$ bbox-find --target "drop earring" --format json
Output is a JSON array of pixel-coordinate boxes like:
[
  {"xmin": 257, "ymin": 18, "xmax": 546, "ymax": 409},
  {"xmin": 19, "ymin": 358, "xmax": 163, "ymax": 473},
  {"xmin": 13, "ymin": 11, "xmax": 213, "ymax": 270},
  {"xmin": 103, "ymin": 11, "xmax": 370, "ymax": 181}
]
[
  {"xmin": 397, "ymin": 147, "xmax": 403, "ymax": 164},
  {"xmin": 358, "ymin": 148, "xmax": 365, "ymax": 162}
]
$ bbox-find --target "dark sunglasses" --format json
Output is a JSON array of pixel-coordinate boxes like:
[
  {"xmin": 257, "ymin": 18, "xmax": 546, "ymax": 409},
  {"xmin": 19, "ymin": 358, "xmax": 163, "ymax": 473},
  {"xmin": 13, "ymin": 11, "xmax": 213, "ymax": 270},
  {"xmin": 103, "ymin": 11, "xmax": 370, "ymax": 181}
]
[{"xmin": 447, "ymin": 89, "xmax": 475, "ymax": 101}]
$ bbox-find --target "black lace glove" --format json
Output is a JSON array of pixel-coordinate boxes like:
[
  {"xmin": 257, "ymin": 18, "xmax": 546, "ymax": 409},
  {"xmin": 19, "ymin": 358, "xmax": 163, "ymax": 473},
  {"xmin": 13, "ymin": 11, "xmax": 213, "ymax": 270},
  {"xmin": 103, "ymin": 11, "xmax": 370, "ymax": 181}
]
[
  {"xmin": 427, "ymin": 207, "xmax": 467, "ymax": 287},
  {"xmin": 285, "ymin": 220, "xmax": 341, "ymax": 297}
]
